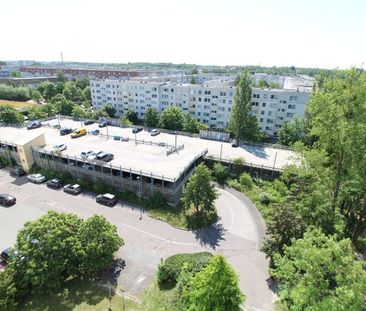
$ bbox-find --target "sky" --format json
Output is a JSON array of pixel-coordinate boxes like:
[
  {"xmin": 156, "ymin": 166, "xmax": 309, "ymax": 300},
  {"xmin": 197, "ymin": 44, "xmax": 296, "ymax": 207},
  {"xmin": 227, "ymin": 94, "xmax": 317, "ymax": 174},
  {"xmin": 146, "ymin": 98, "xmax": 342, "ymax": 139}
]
[{"xmin": 1, "ymin": 0, "xmax": 365, "ymax": 69}]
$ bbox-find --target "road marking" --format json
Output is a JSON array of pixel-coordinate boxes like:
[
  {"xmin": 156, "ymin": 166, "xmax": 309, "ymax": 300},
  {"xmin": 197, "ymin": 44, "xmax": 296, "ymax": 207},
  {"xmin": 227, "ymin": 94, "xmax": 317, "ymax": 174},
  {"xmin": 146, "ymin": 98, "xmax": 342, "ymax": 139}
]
[{"xmin": 118, "ymin": 222, "xmax": 201, "ymax": 247}]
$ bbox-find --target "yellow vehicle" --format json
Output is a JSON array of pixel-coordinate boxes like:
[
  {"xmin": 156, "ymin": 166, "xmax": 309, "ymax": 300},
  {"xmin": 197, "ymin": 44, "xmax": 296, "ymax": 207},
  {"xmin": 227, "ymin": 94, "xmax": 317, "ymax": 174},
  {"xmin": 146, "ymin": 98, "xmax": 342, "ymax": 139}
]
[{"xmin": 71, "ymin": 128, "xmax": 87, "ymax": 138}]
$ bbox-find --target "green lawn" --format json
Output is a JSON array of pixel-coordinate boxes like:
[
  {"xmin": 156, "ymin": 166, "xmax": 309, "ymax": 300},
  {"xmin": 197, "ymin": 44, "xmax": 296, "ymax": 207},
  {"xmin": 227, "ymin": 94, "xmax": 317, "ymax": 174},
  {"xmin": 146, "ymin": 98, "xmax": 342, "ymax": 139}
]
[
  {"xmin": 19, "ymin": 278, "xmax": 139, "ymax": 311},
  {"xmin": 139, "ymin": 280, "xmax": 182, "ymax": 311}
]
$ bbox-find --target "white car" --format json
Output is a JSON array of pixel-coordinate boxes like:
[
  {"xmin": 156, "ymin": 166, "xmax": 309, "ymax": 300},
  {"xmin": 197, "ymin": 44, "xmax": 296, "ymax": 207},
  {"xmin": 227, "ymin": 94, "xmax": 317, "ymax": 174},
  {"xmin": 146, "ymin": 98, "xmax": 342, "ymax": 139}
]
[
  {"xmin": 27, "ymin": 173, "xmax": 46, "ymax": 183},
  {"xmin": 87, "ymin": 151, "xmax": 103, "ymax": 161},
  {"xmin": 52, "ymin": 144, "xmax": 67, "ymax": 152},
  {"xmin": 81, "ymin": 150, "xmax": 94, "ymax": 158}
]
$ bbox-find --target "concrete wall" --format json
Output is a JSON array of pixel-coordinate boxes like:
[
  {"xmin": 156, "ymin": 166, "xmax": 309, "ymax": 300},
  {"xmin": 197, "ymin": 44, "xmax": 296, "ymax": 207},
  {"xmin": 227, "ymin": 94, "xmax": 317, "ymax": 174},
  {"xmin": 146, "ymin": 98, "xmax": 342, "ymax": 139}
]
[{"xmin": 16, "ymin": 134, "xmax": 45, "ymax": 172}]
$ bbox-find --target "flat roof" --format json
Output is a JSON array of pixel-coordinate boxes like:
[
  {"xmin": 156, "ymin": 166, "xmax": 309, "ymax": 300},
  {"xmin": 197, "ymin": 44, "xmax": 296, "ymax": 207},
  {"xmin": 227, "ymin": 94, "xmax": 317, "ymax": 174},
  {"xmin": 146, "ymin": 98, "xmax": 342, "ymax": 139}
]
[
  {"xmin": 0, "ymin": 129, "xmax": 44, "ymax": 146},
  {"xmin": 0, "ymin": 118, "xmax": 296, "ymax": 178}
]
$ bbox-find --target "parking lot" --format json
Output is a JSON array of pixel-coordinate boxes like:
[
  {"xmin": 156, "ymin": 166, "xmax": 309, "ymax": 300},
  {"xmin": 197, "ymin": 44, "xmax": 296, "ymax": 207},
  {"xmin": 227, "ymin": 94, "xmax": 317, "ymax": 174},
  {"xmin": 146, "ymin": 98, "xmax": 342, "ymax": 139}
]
[{"xmin": 0, "ymin": 168, "xmax": 273, "ymax": 310}]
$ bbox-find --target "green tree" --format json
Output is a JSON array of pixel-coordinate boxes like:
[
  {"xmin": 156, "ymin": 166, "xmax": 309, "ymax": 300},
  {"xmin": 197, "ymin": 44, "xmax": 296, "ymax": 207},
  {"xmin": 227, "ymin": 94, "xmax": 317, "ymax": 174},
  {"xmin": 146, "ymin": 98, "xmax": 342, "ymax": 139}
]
[
  {"xmin": 82, "ymin": 86, "xmax": 91, "ymax": 102},
  {"xmin": 103, "ymin": 104, "xmax": 116, "ymax": 118},
  {"xmin": 191, "ymin": 68, "xmax": 198, "ymax": 75},
  {"xmin": 278, "ymin": 117, "xmax": 306, "ymax": 146},
  {"xmin": 0, "ymin": 269, "xmax": 17, "ymax": 311},
  {"xmin": 71, "ymin": 105, "xmax": 88, "ymax": 119},
  {"xmin": 51, "ymin": 94, "xmax": 74, "ymax": 115},
  {"xmin": 257, "ymin": 79, "xmax": 269, "ymax": 88},
  {"xmin": 13, "ymin": 211, "xmax": 83, "ymax": 294},
  {"xmin": 159, "ymin": 105, "xmax": 184, "ymax": 131},
  {"xmin": 144, "ymin": 107, "xmax": 160, "ymax": 127},
  {"xmin": 212, "ymin": 162, "xmax": 228, "ymax": 184},
  {"xmin": 41, "ymin": 82, "xmax": 57, "ymax": 100},
  {"xmin": 10, "ymin": 71, "xmax": 20, "ymax": 78},
  {"xmin": 28, "ymin": 106, "xmax": 47, "ymax": 120},
  {"xmin": 119, "ymin": 115, "xmax": 132, "ymax": 127},
  {"xmin": 62, "ymin": 81, "xmax": 83, "ymax": 102},
  {"xmin": 229, "ymin": 71, "xmax": 262, "ymax": 142},
  {"xmin": 269, "ymin": 82, "xmax": 281, "ymax": 89},
  {"xmin": 0, "ymin": 105, "xmax": 24, "ymax": 124},
  {"xmin": 78, "ymin": 215, "xmax": 123, "ymax": 275},
  {"xmin": 182, "ymin": 255, "xmax": 245, "ymax": 311},
  {"xmin": 271, "ymin": 229, "xmax": 366, "ymax": 310},
  {"xmin": 56, "ymin": 71, "xmax": 66, "ymax": 83},
  {"xmin": 182, "ymin": 163, "xmax": 218, "ymax": 215},
  {"xmin": 126, "ymin": 109, "xmax": 138, "ymax": 124},
  {"xmin": 190, "ymin": 76, "xmax": 196, "ymax": 84},
  {"xmin": 183, "ymin": 113, "xmax": 199, "ymax": 133},
  {"xmin": 31, "ymin": 90, "xmax": 43, "ymax": 103},
  {"xmin": 92, "ymin": 108, "xmax": 108, "ymax": 120}
]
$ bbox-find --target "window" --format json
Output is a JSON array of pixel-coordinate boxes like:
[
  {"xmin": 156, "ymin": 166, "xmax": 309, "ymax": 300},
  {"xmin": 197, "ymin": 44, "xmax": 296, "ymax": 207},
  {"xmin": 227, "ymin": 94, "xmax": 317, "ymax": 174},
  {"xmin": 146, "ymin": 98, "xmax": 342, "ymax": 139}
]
[
  {"xmin": 259, "ymin": 118, "xmax": 263, "ymax": 123},
  {"xmin": 288, "ymin": 104, "xmax": 296, "ymax": 109},
  {"xmin": 262, "ymin": 102, "xmax": 266, "ymax": 107}
]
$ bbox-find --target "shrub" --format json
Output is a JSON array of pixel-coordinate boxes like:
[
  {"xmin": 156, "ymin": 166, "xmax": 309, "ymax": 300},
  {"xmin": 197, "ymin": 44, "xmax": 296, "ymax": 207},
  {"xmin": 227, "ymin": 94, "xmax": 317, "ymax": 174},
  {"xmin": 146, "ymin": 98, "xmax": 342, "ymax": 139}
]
[
  {"xmin": 259, "ymin": 192, "xmax": 272, "ymax": 205},
  {"xmin": 149, "ymin": 192, "xmax": 167, "ymax": 209},
  {"xmin": 212, "ymin": 163, "xmax": 228, "ymax": 184},
  {"xmin": 238, "ymin": 172, "xmax": 253, "ymax": 190},
  {"xmin": 157, "ymin": 252, "xmax": 213, "ymax": 288},
  {"xmin": 232, "ymin": 157, "xmax": 246, "ymax": 174}
]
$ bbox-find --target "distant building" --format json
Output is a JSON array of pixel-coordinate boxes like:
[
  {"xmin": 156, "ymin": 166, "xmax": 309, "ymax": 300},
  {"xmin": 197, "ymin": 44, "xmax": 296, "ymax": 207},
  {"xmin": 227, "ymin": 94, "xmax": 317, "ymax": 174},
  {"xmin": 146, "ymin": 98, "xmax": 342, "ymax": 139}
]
[
  {"xmin": 90, "ymin": 78, "xmax": 312, "ymax": 137},
  {"xmin": 0, "ymin": 76, "xmax": 59, "ymax": 87},
  {"xmin": 19, "ymin": 66, "xmax": 151, "ymax": 80}
]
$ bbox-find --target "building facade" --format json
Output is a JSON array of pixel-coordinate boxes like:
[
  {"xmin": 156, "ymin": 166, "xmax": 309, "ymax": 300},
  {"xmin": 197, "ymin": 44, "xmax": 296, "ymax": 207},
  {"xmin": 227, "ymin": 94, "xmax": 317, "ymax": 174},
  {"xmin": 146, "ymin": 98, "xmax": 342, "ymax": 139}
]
[{"xmin": 90, "ymin": 79, "xmax": 311, "ymax": 137}]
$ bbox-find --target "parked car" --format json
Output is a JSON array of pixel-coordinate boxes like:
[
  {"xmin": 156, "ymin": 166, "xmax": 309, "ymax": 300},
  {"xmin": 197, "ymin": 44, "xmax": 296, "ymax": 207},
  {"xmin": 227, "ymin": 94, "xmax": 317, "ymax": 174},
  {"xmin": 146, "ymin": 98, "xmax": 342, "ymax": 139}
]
[
  {"xmin": 0, "ymin": 248, "xmax": 18, "ymax": 264},
  {"xmin": 150, "ymin": 129, "xmax": 160, "ymax": 136},
  {"xmin": 9, "ymin": 167, "xmax": 25, "ymax": 177},
  {"xmin": 231, "ymin": 139, "xmax": 239, "ymax": 148},
  {"xmin": 84, "ymin": 120, "xmax": 95, "ymax": 125},
  {"xmin": 47, "ymin": 178, "xmax": 63, "ymax": 189},
  {"xmin": 0, "ymin": 194, "xmax": 16, "ymax": 206},
  {"xmin": 87, "ymin": 151, "xmax": 103, "ymax": 160},
  {"xmin": 96, "ymin": 152, "xmax": 114, "ymax": 162},
  {"xmin": 99, "ymin": 120, "xmax": 108, "ymax": 128},
  {"xmin": 96, "ymin": 193, "xmax": 117, "ymax": 206},
  {"xmin": 27, "ymin": 173, "xmax": 46, "ymax": 183},
  {"xmin": 91, "ymin": 129, "xmax": 100, "ymax": 135},
  {"xmin": 132, "ymin": 127, "xmax": 143, "ymax": 134},
  {"xmin": 52, "ymin": 144, "xmax": 67, "ymax": 152},
  {"xmin": 81, "ymin": 150, "xmax": 94, "ymax": 158},
  {"xmin": 59, "ymin": 128, "xmax": 73, "ymax": 135},
  {"xmin": 71, "ymin": 128, "xmax": 87, "ymax": 138},
  {"xmin": 63, "ymin": 184, "xmax": 82, "ymax": 195},
  {"xmin": 26, "ymin": 121, "xmax": 42, "ymax": 130}
]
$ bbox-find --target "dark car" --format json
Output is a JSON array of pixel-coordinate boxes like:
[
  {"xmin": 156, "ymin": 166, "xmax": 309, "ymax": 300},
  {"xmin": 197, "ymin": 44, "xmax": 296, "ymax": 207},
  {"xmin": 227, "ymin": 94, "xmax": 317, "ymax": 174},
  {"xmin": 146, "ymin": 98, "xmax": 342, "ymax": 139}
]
[
  {"xmin": 0, "ymin": 194, "xmax": 16, "ymax": 206},
  {"xmin": 26, "ymin": 121, "xmax": 42, "ymax": 130},
  {"xmin": 10, "ymin": 167, "xmax": 25, "ymax": 177},
  {"xmin": 132, "ymin": 127, "xmax": 143, "ymax": 134},
  {"xmin": 99, "ymin": 120, "xmax": 108, "ymax": 128},
  {"xmin": 63, "ymin": 184, "xmax": 82, "ymax": 195},
  {"xmin": 0, "ymin": 162, "xmax": 4, "ymax": 169},
  {"xmin": 47, "ymin": 178, "xmax": 63, "ymax": 189},
  {"xmin": 231, "ymin": 139, "xmax": 239, "ymax": 148},
  {"xmin": 96, "ymin": 193, "xmax": 117, "ymax": 206},
  {"xmin": 0, "ymin": 248, "xmax": 18, "ymax": 264},
  {"xmin": 59, "ymin": 128, "xmax": 73, "ymax": 135},
  {"xmin": 96, "ymin": 152, "xmax": 114, "ymax": 162},
  {"xmin": 84, "ymin": 120, "xmax": 95, "ymax": 125}
]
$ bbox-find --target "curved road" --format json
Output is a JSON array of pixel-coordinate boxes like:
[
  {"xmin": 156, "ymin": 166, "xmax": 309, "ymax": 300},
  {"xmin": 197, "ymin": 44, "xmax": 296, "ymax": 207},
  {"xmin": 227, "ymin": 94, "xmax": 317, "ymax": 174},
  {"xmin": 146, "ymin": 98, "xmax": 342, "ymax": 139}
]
[{"xmin": 0, "ymin": 172, "xmax": 272, "ymax": 310}]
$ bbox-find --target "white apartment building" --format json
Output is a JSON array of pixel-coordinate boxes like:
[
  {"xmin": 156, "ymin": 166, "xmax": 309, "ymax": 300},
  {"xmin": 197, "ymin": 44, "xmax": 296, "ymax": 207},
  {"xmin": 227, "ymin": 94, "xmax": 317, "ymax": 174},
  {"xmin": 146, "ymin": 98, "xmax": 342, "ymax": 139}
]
[{"xmin": 90, "ymin": 79, "xmax": 311, "ymax": 137}]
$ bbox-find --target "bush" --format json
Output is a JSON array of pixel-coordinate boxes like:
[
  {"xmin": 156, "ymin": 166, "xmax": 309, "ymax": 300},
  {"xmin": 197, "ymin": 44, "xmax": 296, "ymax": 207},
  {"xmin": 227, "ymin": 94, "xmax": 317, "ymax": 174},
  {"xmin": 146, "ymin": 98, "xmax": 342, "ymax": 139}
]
[
  {"xmin": 259, "ymin": 192, "xmax": 272, "ymax": 205},
  {"xmin": 149, "ymin": 192, "xmax": 168, "ymax": 209},
  {"xmin": 232, "ymin": 157, "xmax": 246, "ymax": 174},
  {"xmin": 157, "ymin": 252, "xmax": 213, "ymax": 288},
  {"xmin": 238, "ymin": 172, "xmax": 253, "ymax": 190},
  {"xmin": 0, "ymin": 270, "xmax": 17, "ymax": 311},
  {"xmin": 212, "ymin": 163, "xmax": 228, "ymax": 184}
]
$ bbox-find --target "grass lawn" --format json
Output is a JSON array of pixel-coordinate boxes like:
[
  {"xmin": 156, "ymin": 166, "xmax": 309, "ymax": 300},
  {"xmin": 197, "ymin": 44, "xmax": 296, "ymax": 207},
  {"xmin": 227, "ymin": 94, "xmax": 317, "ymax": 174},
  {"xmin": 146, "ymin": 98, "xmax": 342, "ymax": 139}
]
[
  {"xmin": 0, "ymin": 99, "xmax": 36, "ymax": 109},
  {"xmin": 139, "ymin": 280, "xmax": 182, "ymax": 311},
  {"xmin": 19, "ymin": 278, "xmax": 139, "ymax": 311},
  {"xmin": 147, "ymin": 207, "xmax": 188, "ymax": 229}
]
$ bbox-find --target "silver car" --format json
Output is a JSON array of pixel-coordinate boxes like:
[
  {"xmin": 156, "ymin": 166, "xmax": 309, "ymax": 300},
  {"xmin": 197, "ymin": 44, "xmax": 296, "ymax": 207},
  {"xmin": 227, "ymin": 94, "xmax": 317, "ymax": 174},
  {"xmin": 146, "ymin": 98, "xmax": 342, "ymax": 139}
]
[
  {"xmin": 52, "ymin": 144, "xmax": 67, "ymax": 152},
  {"xmin": 27, "ymin": 173, "xmax": 46, "ymax": 183}
]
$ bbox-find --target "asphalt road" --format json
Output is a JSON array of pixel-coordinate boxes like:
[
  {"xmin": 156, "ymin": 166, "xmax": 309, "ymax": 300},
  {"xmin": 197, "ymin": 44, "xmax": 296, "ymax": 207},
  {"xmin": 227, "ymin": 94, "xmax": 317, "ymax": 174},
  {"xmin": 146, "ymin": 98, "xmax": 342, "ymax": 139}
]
[{"xmin": 0, "ymin": 169, "xmax": 273, "ymax": 310}]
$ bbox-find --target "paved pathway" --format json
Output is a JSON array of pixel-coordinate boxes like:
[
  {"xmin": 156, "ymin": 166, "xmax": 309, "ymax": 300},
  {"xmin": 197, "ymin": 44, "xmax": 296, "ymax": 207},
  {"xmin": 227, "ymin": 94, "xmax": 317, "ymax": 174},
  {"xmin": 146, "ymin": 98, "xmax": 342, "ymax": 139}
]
[{"xmin": 0, "ymin": 170, "xmax": 273, "ymax": 310}]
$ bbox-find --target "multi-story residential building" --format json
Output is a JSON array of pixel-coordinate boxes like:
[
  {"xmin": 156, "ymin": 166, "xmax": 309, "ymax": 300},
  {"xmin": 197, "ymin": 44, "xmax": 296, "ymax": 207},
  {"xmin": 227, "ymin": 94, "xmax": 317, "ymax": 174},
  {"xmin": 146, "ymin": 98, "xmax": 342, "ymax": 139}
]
[{"xmin": 90, "ymin": 79, "xmax": 311, "ymax": 137}]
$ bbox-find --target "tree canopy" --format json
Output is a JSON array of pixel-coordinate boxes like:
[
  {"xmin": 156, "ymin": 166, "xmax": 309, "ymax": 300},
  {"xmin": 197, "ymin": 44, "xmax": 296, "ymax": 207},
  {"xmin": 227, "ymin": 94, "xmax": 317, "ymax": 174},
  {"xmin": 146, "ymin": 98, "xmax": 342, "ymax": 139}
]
[
  {"xmin": 182, "ymin": 163, "xmax": 218, "ymax": 215},
  {"xmin": 144, "ymin": 107, "xmax": 160, "ymax": 127},
  {"xmin": 182, "ymin": 255, "xmax": 245, "ymax": 311},
  {"xmin": 159, "ymin": 105, "xmax": 185, "ymax": 131},
  {"xmin": 229, "ymin": 71, "xmax": 262, "ymax": 142},
  {"xmin": 271, "ymin": 229, "xmax": 366, "ymax": 310}
]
